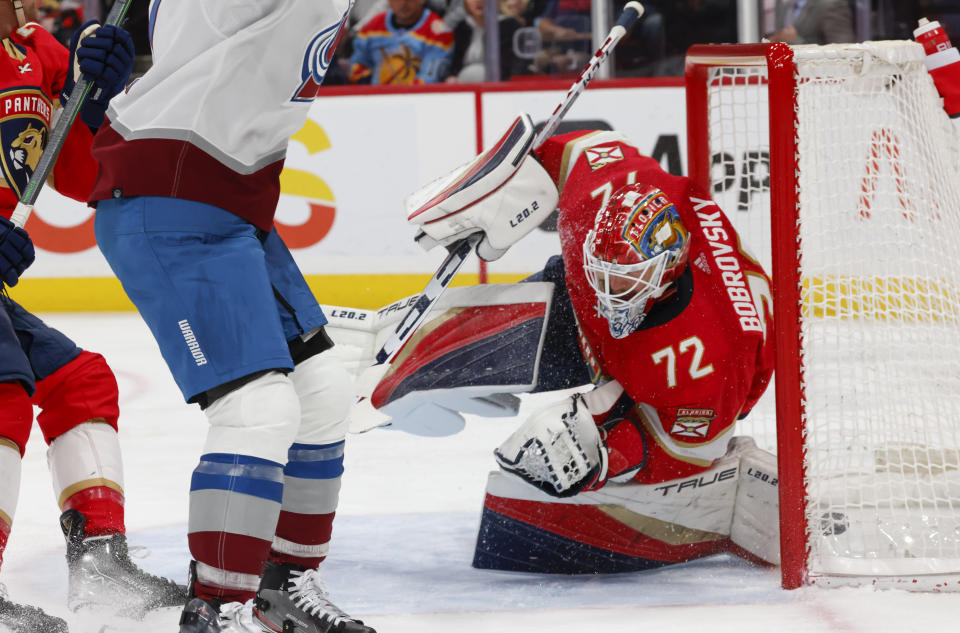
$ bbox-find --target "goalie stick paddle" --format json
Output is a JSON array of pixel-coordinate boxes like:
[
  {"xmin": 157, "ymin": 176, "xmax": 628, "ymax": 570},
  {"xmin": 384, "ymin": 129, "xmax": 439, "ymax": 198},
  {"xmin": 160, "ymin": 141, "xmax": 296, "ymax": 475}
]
[
  {"xmin": 374, "ymin": 232, "xmax": 481, "ymax": 366},
  {"xmin": 356, "ymin": 1, "xmax": 645, "ymax": 406},
  {"xmin": 9, "ymin": 0, "xmax": 135, "ymax": 229}
]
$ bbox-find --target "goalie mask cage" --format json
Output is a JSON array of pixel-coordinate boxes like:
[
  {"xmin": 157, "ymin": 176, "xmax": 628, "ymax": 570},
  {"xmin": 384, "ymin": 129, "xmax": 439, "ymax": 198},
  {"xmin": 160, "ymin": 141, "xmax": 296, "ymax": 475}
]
[{"xmin": 686, "ymin": 41, "xmax": 960, "ymax": 591}]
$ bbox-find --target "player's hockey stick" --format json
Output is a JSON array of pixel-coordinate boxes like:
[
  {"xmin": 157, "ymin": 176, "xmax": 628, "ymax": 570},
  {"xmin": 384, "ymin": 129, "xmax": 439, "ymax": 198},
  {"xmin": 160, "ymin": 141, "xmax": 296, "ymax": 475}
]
[
  {"xmin": 352, "ymin": 2, "xmax": 645, "ymax": 413},
  {"xmin": 9, "ymin": 0, "xmax": 135, "ymax": 229}
]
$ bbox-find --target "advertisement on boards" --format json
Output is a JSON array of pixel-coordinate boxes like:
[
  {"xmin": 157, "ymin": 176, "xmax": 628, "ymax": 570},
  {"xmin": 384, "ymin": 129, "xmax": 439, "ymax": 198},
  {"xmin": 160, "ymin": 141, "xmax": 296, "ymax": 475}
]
[{"xmin": 15, "ymin": 80, "xmax": 689, "ymax": 309}]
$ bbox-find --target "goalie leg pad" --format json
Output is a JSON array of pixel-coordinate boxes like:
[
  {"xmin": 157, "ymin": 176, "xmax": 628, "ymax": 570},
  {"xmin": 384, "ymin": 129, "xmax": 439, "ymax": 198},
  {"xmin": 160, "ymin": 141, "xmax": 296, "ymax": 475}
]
[
  {"xmin": 494, "ymin": 394, "xmax": 608, "ymax": 497},
  {"xmin": 358, "ymin": 281, "xmax": 553, "ymax": 436},
  {"xmin": 473, "ymin": 469, "xmax": 734, "ymax": 574},
  {"xmin": 525, "ymin": 256, "xmax": 594, "ymax": 392},
  {"xmin": 728, "ymin": 437, "xmax": 780, "ymax": 565},
  {"xmin": 475, "ymin": 438, "xmax": 778, "ymax": 573}
]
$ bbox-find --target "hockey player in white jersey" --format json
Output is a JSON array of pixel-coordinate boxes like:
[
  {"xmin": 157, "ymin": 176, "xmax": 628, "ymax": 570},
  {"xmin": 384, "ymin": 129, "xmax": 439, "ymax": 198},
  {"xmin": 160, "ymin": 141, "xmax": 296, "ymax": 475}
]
[{"xmin": 87, "ymin": 2, "xmax": 375, "ymax": 632}]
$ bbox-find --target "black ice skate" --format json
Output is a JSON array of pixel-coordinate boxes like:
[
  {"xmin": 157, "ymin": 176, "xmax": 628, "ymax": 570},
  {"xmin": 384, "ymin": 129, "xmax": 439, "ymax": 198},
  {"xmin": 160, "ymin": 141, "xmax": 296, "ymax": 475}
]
[
  {"xmin": 61, "ymin": 508, "xmax": 188, "ymax": 614},
  {"xmin": 253, "ymin": 561, "xmax": 375, "ymax": 633},
  {"xmin": 0, "ymin": 583, "xmax": 68, "ymax": 633}
]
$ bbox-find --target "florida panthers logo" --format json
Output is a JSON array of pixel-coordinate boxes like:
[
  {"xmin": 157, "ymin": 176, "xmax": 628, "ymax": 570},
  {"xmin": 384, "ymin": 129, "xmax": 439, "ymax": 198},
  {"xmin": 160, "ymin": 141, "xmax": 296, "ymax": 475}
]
[
  {"xmin": 10, "ymin": 123, "xmax": 44, "ymax": 172},
  {"xmin": 292, "ymin": 9, "xmax": 351, "ymax": 102},
  {"xmin": 0, "ymin": 88, "xmax": 51, "ymax": 197}
]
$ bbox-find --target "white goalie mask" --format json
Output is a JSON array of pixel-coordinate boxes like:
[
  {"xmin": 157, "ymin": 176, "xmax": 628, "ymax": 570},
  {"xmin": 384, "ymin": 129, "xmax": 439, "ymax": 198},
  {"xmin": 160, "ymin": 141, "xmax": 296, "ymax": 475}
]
[{"xmin": 582, "ymin": 183, "xmax": 690, "ymax": 339}]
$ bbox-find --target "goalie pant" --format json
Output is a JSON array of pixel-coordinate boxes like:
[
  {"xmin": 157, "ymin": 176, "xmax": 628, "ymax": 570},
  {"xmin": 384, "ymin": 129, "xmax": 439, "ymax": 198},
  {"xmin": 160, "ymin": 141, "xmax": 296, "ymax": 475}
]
[{"xmin": 0, "ymin": 22, "xmax": 127, "ymax": 571}]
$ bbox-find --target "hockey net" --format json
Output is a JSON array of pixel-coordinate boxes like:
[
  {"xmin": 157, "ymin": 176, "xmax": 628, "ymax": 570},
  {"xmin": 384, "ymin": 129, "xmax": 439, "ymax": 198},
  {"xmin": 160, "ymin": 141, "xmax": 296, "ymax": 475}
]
[{"xmin": 686, "ymin": 41, "xmax": 960, "ymax": 590}]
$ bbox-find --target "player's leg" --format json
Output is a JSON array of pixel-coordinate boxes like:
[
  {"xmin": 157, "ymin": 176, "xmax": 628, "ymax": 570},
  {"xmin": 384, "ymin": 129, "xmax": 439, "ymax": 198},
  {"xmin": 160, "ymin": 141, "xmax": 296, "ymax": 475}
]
[
  {"xmin": 5, "ymin": 297, "xmax": 188, "ymax": 612},
  {"xmin": 251, "ymin": 229, "xmax": 375, "ymax": 633},
  {"xmin": 95, "ymin": 197, "xmax": 304, "ymax": 625},
  {"xmin": 0, "ymin": 299, "xmax": 69, "ymax": 632}
]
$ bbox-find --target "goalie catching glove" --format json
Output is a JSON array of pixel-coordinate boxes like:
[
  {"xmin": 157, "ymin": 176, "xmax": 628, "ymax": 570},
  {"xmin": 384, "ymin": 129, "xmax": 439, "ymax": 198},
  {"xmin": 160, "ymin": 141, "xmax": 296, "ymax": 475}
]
[
  {"xmin": 406, "ymin": 113, "xmax": 558, "ymax": 261},
  {"xmin": 494, "ymin": 393, "xmax": 609, "ymax": 497}
]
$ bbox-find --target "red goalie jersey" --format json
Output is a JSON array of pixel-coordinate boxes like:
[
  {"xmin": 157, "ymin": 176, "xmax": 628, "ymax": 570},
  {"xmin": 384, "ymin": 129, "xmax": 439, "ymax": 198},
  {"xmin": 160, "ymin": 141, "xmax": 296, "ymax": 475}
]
[
  {"xmin": 0, "ymin": 22, "xmax": 97, "ymax": 218},
  {"xmin": 535, "ymin": 130, "xmax": 775, "ymax": 485}
]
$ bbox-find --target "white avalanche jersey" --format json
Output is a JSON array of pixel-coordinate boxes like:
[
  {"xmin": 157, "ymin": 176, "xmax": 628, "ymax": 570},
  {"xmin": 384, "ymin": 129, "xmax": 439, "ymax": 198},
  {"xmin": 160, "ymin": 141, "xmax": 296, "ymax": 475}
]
[{"xmin": 90, "ymin": 0, "xmax": 353, "ymax": 230}]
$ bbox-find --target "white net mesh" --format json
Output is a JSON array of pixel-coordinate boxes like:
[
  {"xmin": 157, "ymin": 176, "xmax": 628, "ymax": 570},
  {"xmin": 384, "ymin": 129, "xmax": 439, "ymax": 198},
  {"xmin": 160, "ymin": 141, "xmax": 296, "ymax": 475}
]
[
  {"xmin": 701, "ymin": 41, "xmax": 960, "ymax": 585},
  {"xmin": 704, "ymin": 62, "xmax": 779, "ymax": 453}
]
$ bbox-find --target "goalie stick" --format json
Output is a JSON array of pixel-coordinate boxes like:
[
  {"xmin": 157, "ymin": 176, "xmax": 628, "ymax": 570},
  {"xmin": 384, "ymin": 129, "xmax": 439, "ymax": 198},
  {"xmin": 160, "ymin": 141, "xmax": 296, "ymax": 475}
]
[
  {"xmin": 9, "ymin": 0, "xmax": 135, "ymax": 229},
  {"xmin": 357, "ymin": 1, "xmax": 646, "ymax": 400}
]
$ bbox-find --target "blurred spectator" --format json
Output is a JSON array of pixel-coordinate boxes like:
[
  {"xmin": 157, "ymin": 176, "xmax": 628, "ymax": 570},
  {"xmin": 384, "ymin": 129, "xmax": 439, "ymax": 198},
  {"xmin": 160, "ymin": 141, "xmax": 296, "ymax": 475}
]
[
  {"xmin": 768, "ymin": 0, "xmax": 855, "ymax": 45},
  {"xmin": 500, "ymin": 0, "xmax": 528, "ymax": 21},
  {"xmin": 537, "ymin": 0, "xmax": 591, "ymax": 54},
  {"xmin": 349, "ymin": 0, "xmax": 454, "ymax": 84},
  {"xmin": 37, "ymin": 0, "xmax": 83, "ymax": 46},
  {"xmin": 354, "ymin": 0, "xmax": 450, "ymax": 31},
  {"xmin": 447, "ymin": 0, "xmax": 528, "ymax": 81},
  {"xmin": 529, "ymin": 1, "xmax": 674, "ymax": 77},
  {"xmin": 530, "ymin": 0, "xmax": 591, "ymax": 74}
]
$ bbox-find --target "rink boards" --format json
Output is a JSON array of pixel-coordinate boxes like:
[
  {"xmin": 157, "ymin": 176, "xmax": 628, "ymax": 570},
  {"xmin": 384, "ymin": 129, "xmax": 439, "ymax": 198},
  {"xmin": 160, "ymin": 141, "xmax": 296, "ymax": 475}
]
[{"xmin": 9, "ymin": 78, "xmax": 686, "ymax": 311}]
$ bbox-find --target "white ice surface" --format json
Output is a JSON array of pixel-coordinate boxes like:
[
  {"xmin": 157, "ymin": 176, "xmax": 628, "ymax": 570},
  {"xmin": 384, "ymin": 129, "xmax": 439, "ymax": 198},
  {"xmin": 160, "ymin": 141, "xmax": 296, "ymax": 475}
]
[{"xmin": 2, "ymin": 313, "xmax": 959, "ymax": 632}]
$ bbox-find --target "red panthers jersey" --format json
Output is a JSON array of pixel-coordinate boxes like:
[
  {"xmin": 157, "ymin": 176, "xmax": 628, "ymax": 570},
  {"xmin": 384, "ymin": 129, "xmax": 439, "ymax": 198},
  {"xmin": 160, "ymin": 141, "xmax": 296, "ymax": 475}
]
[
  {"xmin": 535, "ymin": 130, "xmax": 774, "ymax": 484},
  {"xmin": 0, "ymin": 22, "xmax": 97, "ymax": 219}
]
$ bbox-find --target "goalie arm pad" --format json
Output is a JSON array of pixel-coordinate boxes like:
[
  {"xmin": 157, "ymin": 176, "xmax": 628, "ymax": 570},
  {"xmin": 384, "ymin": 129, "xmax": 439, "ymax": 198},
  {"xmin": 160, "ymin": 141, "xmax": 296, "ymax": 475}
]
[
  {"xmin": 494, "ymin": 392, "xmax": 609, "ymax": 497},
  {"xmin": 406, "ymin": 113, "xmax": 559, "ymax": 261}
]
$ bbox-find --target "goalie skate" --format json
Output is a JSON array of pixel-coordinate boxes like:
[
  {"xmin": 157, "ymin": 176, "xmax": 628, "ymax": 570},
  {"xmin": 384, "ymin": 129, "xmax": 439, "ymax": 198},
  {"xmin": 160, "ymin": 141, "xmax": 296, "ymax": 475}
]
[
  {"xmin": 61, "ymin": 508, "xmax": 188, "ymax": 614},
  {"xmin": 0, "ymin": 583, "xmax": 67, "ymax": 633},
  {"xmin": 253, "ymin": 561, "xmax": 375, "ymax": 633}
]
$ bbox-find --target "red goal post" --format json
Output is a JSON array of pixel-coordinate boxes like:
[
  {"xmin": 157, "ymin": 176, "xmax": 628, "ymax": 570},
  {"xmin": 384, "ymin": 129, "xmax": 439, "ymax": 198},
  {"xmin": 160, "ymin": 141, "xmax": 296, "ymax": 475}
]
[{"xmin": 685, "ymin": 41, "xmax": 960, "ymax": 591}]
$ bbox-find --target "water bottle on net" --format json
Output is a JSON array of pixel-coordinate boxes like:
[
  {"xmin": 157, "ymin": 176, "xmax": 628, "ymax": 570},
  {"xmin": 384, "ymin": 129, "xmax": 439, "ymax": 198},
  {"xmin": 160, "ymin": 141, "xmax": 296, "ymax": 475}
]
[{"xmin": 915, "ymin": 17, "xmax": 960, "ymax": 129}]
